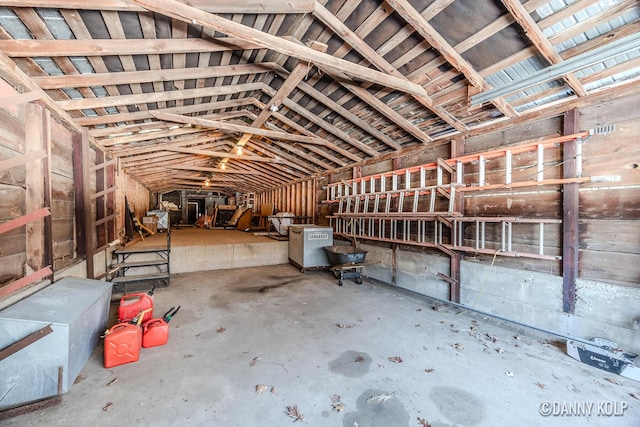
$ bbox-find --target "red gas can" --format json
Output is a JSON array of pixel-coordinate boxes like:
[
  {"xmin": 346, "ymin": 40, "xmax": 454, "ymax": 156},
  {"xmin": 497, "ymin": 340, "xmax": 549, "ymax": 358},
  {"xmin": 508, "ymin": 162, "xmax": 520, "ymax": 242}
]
[
  {"xmin": 118, "ymin": 293, "xmax": 154, "ymax": 323},
  {"xmin": 103, "ymin": 323, "xmax": 142, "ymax": 368},
  {"xmin": 142, "ymin": 318, "xmax": 169, "ymax": 348}
]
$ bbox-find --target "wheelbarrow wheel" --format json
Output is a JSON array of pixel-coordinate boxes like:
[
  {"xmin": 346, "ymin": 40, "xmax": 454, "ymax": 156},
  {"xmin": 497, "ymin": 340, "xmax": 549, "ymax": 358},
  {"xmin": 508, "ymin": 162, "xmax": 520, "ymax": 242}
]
[{"xmin": 355, "ymin": 277, "xmax": 363, "ymax": 285}]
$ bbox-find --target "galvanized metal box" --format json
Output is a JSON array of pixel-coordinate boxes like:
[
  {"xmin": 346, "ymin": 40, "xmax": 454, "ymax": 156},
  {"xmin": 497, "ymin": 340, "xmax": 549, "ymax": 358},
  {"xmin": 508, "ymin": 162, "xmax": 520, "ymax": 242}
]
[
  {"xmin": 0, "ymin": 277, "xmax": 112, "ymax": 410},
  {"xmin": 288, "ymin": 225, "xmax": 333, "ymax": 270}
]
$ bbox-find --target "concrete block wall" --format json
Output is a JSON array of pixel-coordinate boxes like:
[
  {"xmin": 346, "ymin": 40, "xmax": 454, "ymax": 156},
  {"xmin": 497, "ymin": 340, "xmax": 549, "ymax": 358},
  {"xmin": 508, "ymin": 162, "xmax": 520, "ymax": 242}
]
[{"xmin": 360, "ymin": 243, "xmax": 640, "ymax": 352}]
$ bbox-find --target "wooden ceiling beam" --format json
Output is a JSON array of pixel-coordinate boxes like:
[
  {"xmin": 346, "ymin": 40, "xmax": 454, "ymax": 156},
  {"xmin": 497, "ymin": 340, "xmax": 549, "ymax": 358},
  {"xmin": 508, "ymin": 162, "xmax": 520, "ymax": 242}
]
[
  {"xmin": 343, "ymin": 83, "xmax": 433, "ymax": 144},
  {"xmin": 0, "ymin": 0, "xmax": 315, "ymax": 13},
  {"xmin": 0, "ymin": 51, "xmax": 81, "ymax": 132},
  {"xmin": 33, "ymin": 63, "xmax": 278, "ymax": 89},
  {"xmin": 245, "ymin": 140, "xmax": 318, "ymax": 175},
  {"xmin": 263, "ymin": 111, "xmax": 361, "ymax": 163},
  {"xmin": 163, "ymin": 146, "xmax": 278, "ymax": 163},
  {"xmin": 313, "ymin": 2, "xmax": 466, "ymax": 133},
  {"xmin": 501, "ymin": 0, "xmax": 587, "ymax": 97},
  {"xmin": 58, "ymin": 82, "xmax": 263, "ymax": 111},
  {"xmin": 294, "ymin": 80, "xmax": 398, "ymax": 152},
  {"xmin": 0, "ymin": 38, "xmax": 264, "ymax": 57},
  {"xmin": 256, "ymin": 81, "xmax": 381, "ymax": 158},
  {"xmin": 150, "ymin": 110, "xmax": 327, "ymax": 145},
  {"xmin": 169, "ymin": 165, "xmax": 261, "ymax": 175},
  {"xmin": 124, "ymin": 0, "xmax": 427, "ymax": 97},
  {"xmin": 385, "ymin": 0, "xmax": 518, "ymax": 118},
  {"xmin": 77, "ymin": 98, "xmax": 255, "ymax": 127},
  {"xmin": 98, "ymin": 127, "xmax": 211, "ymax": 147},
  {"xmin": 224, "ymin": 40, "xmax": 328, "ymax": 171}
]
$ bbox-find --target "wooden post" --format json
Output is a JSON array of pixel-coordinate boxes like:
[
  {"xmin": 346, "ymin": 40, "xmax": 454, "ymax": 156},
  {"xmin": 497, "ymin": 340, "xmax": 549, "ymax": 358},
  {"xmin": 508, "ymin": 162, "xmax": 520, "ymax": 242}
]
[
  {"xmin": 40, "ymin": 105, "xmax": 53, "ymax": 279},
  {"xmin": 24, "ymin": 104, "xmax": 51, "ymax": 275},
  {"xmin": 95, "ymin": 150, "xmax": 106, "ymax": 248},
  {"xmin": 562, "ymin": 109, "xmax": 579, "ymax": 313},
  {"xmin": 72, "ymin": 128, "xmax": 94, "ymax": 278},
  {"xmin": 449, "ymin": 137, "xmax": 464, "ymax": 303},
  {"xmin": 107, "ymin": 159, "xmax": 116, "ymax": 242}
]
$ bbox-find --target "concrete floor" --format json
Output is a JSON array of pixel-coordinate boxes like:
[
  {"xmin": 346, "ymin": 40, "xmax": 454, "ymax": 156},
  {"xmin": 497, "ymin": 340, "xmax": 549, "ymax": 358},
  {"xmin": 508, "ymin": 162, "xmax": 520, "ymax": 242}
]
[{"xmin": 4, "ymin": 264, "xmax": 639, "ymax": 426}]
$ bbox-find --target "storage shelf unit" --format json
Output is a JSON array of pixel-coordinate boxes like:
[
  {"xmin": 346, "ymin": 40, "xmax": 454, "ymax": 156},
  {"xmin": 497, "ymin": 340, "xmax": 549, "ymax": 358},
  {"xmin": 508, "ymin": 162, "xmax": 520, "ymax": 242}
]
[{"xmin": 109, "ymin": 231, "xmax": 171, "ymax": 292}]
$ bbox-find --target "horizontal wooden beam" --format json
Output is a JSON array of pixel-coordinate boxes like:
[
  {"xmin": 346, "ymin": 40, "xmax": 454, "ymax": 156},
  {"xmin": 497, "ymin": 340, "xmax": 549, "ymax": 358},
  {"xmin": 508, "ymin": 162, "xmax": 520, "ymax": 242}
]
[
  {"xmin": 0, "ymin": 91, "xmax": 42, "ymax": 108},
  {"xmin": 169, "ymin": 165, "xmax": 261, "ymax": 175},
  {"xmin": 151, "ymin": 111, "xmax": 327, "ymax": 145},
  {"xmin": 0, "ymin": 0, "xmax": 315, "ymax": 13},
  {"xmin": 0, "ymin": 150, "xmax": 47, "ymax": 172},
  {"xmin": 164, "ymin": 146, "xmax": 278, "ymax": 163},
  {"xmin": 0, "ymin": 38, "xmax": 262, "ymax": 57},
  {"xmin": 32, "ymin": 63, "xmax": 278, "ymax": 89},
  {"xmin": 80, "ymin": 98, "xmax": 255, "ymax": 127},
  {"xmin": 58, "ymin": 82, "xmax": 263, "ymax": 110}
]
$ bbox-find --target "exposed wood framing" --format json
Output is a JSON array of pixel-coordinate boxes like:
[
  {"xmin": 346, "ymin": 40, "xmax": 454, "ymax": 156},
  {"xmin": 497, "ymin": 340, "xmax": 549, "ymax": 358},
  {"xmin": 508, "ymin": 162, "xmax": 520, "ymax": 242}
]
[
  {"xmin": 562, "ymin": 109, "xmax": 579, "ymax": 313},
  {"xmin": 125, "ymin": 0, "xmax": 426, "ymax": 96}
]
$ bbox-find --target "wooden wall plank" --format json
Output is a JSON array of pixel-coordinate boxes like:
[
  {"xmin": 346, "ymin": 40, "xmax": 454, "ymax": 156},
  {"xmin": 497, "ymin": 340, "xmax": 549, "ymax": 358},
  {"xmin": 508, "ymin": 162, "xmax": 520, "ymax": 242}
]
[{"xmin": 24, "ymin": 103, "xmax": 45, "ymax": 273}]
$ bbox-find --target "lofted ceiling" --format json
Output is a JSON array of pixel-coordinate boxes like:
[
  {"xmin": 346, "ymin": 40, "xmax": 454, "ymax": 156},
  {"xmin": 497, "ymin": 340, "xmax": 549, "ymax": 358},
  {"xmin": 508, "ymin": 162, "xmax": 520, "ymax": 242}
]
[{"xmin": 0, "ymin": 0, "xmax": 638, "ymax": 196}]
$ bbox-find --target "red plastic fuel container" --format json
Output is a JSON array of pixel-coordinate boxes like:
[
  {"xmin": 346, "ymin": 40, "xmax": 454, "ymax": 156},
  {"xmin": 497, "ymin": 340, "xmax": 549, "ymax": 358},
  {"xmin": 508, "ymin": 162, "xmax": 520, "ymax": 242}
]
[
  {"xmin": 118, "ymin": 293, "xmax": 154, "ymax": 323},
  {"xmin": 103, "ymin": 323, "xmax": 142, "ymax": 368},
  {"xmin": 142, "ymin": 318, "xmax": 169, "ymax": 348}
]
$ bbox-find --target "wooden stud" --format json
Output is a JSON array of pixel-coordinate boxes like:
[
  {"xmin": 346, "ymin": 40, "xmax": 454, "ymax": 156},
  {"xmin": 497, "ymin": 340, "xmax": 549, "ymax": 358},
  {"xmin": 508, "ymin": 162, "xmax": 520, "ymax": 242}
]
[{"xmin": 562, "ymin": 109, "xmax": 579, "ymax": 314}]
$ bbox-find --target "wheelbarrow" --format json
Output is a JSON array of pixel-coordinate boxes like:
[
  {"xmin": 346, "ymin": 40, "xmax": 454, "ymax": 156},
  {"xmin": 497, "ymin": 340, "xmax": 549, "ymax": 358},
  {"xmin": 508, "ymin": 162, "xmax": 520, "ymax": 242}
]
[{"xmin": 323, "ymin": 245, "xmax": 370, "ymax": 286}]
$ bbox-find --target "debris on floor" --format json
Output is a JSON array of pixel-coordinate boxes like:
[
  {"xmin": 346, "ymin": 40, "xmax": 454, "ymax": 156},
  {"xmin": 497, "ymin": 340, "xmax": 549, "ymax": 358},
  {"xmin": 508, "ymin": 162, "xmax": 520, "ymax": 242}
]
[{"xmin": 285, "ymin": 404, "xmax": 304, "ymax": 422}]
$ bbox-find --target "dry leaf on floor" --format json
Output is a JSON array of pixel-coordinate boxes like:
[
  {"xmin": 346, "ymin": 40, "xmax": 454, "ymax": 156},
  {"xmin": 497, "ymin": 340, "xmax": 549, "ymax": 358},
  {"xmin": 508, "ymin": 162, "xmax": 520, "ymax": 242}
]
[
  {"xmin": 106, "ymin": 378, "xmax": 118, "ymax": 386},
  {"xmin": 271, "ymin": 386, "xmax": 276, "ymax": 393},
  {"xmin": 450, "ymin": 328, "xmax": 459, "ymax": 333},
  {"xmin": 286, "ymin": 405, "xmax": 305, "ymax": 422},
  {"xmin": 452, "ymin": 343, "xmax": 464, "ymax": 350},
  {"xmin": 332, "ymin": 403, "xmax": 346, "ymax": 412},
  {"xmin": 354, "ymin": 355, "xmax": 365, "ymax": 363},
  {"xmin": 415, "ymin": 324, "xmax": 421, "ymax": 327},
  {"xmin": 216, "ymin": 327, "xmax": 225, "ymax": 333},
  {"xmin": 255, "ymin": 384, "xmax": 269, "ymax": 394},
  {"xmin": 337, "ymin": 323, "xmax": 356, "ymax": 329},
  {"xmin": 424, "ymin": 368, "xmax": 435, "ymax": 373},
  {"xmin": 367, "ymin": 393, "xmax": 393, "ymax": 404},
  {"xmin": 536, "ymin": 382, "xmax": 545, "ymax": 389},
  {"xmin": 485, "ymin": 333, "xmax": 499, "ymax": 343},
  {"xmin": 388, "ymin": 356, "xmax": 403, "ymax": 363},
  {"xmin": 496, "ymin": 348, "xmax": 505, "ymax": 354},
  {"xmin": 630, "ymin": 392, "xmax": 640, "ymax": 401},
  {"xmin": 417, "ymin": 417, "xmax": 431, "ymax": 427},
  {"xmin": 249, "ymin": 356, "xmax": 262, "ymax": 367},
  {"xmin": 505, "ymin": 371, "xmax": 514, "ymax": 377},
  {"xmin": 330, "ymin": 394, "xmax": 341, "ymax": 403},
  {"xmin": 416, "ymin": 308, "xmax": 422, "ymax": 312},
  {"xmin": 102, "ymin": 402, "xmax": 113, "ymax": 411},
  {"xmin": 605, "ymin": 377, "xmax": 622, "ymax": 386}
]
